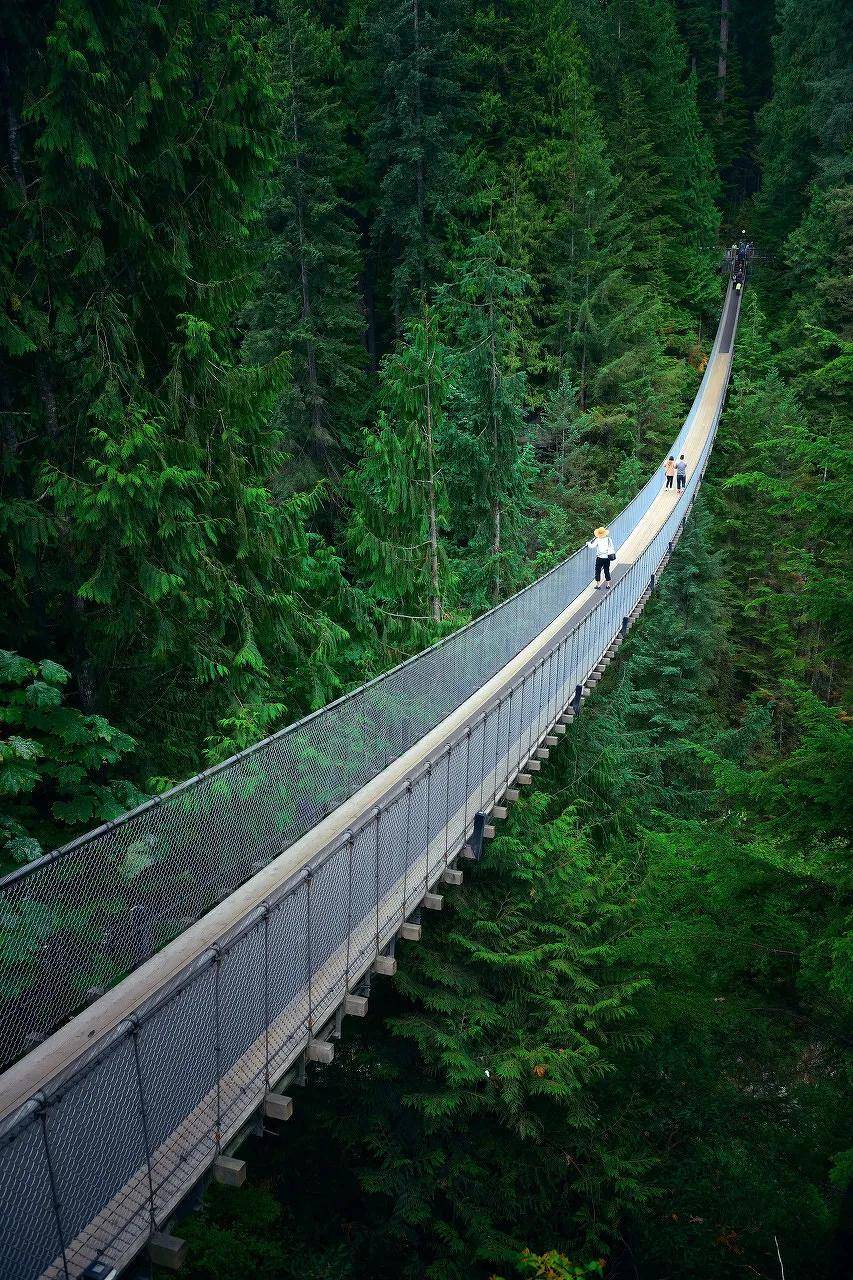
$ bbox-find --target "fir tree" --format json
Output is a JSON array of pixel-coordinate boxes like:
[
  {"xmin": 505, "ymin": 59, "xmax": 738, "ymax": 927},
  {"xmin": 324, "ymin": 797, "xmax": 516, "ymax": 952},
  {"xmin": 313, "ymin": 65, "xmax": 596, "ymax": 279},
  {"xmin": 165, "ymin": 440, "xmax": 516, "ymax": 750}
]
[
  {"xmin": 243, "ymin": 0, "xmax": 367, "ymax": 489},
  {"xmin": 363, "ymin": 0, "xmax": 469, "ymax": 329},
  {"xmin": 442, "ymin": 227, "xmax": 533, "ymax": 606},
  {"xmin": 0, "ymin": 0, "xmax": 359, "ymax": 775},
  {"xmin": 347, "ymin": 307, "xmax": 452, "ymax": 652}
]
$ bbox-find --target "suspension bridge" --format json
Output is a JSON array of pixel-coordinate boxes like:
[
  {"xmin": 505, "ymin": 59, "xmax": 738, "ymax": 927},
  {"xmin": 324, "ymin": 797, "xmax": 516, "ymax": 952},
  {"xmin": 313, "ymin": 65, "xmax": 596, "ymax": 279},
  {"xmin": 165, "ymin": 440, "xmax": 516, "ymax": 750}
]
[{"xmin": 0, "ymin": 282, "xmax": 742, "ymax": 1280}]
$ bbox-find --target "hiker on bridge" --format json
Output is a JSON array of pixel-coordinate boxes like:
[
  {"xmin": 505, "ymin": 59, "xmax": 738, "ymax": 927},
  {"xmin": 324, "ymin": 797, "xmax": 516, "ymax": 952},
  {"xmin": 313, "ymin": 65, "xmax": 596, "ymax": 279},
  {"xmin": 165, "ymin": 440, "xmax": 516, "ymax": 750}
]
[
  {"xmin": 664, "ymin": 456, "xmax": 676, "ymax": 489},
  {"xmin": 588, "ymin": 526, "xmax": 616, "ymax": 589},
  {"xmin": 676, "ymin": 454, "xmax": 688, "ymax": 490}
]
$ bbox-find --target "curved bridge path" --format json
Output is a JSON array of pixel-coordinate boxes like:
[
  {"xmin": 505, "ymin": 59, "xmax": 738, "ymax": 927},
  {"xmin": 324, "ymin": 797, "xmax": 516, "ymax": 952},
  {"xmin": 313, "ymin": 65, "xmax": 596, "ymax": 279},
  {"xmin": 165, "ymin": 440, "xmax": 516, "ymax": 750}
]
[{"xmin": 0, "ymin": 284, "xmax": 741, "ymax": 1280}]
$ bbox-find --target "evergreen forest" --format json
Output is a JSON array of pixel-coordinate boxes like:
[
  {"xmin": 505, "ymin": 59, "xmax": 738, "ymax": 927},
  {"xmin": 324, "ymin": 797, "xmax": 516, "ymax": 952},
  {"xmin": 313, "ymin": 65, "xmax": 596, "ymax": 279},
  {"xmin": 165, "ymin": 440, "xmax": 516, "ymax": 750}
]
[{"xmin": 1, "ymin": 0, "xmax": 851, "ymax": 1277}]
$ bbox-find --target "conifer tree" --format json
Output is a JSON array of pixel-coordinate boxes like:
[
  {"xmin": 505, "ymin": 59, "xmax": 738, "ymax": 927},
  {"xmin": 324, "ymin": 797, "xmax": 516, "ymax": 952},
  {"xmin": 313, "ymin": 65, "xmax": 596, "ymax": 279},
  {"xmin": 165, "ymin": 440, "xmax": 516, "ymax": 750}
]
[
  {"xmin": 347, "ymin": 308, "xmax": 451, "ymax": 650},
  {"xmin": 243, "ymin": 0, "xmax": 367, "ymax": 488},
  {"xmin": 571, "ymin": 0, "xmax": 721, "ymax": 324},
  {"xmin": 363, "ymin": 0, "xmax": 469, "ymax": 329},
  {"xmin": 442, "ymin": 227, "xmax": 533, "ymax": 606},
  {"xmin": 524, "ymin": 12, "xmax": 637, "ymax": 402},
  {"xmin": 755, "ymin": 0, "xmax": 845, "ymax": 253},
  {"xmin": 675, "ymin": 0, "xmax": 753, "ymax": 207},
  {"xmin": 0, "ymin": 0, "xmax": 357, "ymax": 774}
]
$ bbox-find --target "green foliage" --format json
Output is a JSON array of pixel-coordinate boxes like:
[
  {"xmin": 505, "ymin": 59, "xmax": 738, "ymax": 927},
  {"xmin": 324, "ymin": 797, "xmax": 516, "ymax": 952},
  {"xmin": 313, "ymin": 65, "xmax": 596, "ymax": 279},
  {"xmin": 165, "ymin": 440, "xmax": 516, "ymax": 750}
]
[
  {"xmin": 0, "ymin": 650, "xmax": 142, "ymax": 873},
  {"xmin": 172, "ymin": 1184, "xmax": 287, "ymax": 1280},
  {"xmin": 243, "ymin": 0, "xmax": 367, "ymax": 484},
  {"xmin": 494, "ymin": 1251, "xmax": 604, "ymax": 1280},
  {"xmin": 0, "ymin": 0, "xmax": 369, "ymax": 778},
  {"xmin": 347, "ymin": 307, "xmax": 452, "ymax": 652},
  {"xmin": 362, "ymin": 0, "xmax": 469, "ymax": 326},
  {"xmin": 441, "ymin": 227, "xmax": 533, "ymax": 606}
]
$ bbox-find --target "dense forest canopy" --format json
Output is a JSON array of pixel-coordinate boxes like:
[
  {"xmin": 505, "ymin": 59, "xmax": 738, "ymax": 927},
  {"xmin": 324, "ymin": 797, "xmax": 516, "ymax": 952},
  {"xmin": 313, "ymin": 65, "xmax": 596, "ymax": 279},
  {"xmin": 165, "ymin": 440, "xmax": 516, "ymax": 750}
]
[{"xmin": 0, "ymin": 0, "xmax": 850, "ymax": 1276}]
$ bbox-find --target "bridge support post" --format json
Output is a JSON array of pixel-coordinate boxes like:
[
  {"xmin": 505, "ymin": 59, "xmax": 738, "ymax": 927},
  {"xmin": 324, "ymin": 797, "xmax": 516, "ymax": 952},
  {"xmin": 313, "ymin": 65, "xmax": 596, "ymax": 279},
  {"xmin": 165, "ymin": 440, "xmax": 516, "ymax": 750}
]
[
  {"xmin": 150, "ymin": 1233, "xmax": 187, "ymax": 1272},
  {"xmin": 214, "ymin": 1156, "xmax": 247, "ymax": 1188},
  {"xmin": 572, "ymin": 684, "xmax": 583, "ymax": 717},
  {"xmin": 621, "ymin": 615, "xmax": 629, "ymax": 639},
  {"xmin": 307, "ymin": 1037, "xmax": 334, "ymax": 1065},
  {"xmin": 264, "ymin": 1093, "xmax": 293, "ymax": 1122}
]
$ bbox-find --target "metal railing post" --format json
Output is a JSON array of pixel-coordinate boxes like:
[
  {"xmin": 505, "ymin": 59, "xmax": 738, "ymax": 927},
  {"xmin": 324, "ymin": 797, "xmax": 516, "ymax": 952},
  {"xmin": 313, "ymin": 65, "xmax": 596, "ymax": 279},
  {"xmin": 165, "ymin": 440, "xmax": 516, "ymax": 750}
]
[
  {"xmin": 400, "ymin": 786, "xmax": 412, "ymax": 922},
  {"xmin": 424, "ymin": 763, "xmax": 433, "ymax": 895},
  {"xmin": 444, "ymin": 746, "xmax": 453, "ymax": 865},
  {"xmin": 344, "ymin": 835, "xmax": 355, "ymax": 992},
  {"xmin": 38, "ymin": 1100, "xmax": 70, "ymax": 1280},
  {"xmin": 305, "ymin": 874, "xmax": 314, "ymax": 1037},
  {"xmin": 213, "ymin": 948, "xmax": 223, "ymax": 1152},
  {"xmin": 463, "ymin": 727, "xmax": 472, "ymax": 835},
  {"xmin": 262, "ymin": 907, "xmax": 271, "ymax": 1090},
  {"xmin": 131, "ymin": 1019, "xmax": 157, "ymax": 1231},
  {"xmin": 373, "ymin": 808, "xmax": 381, "ymax": 954}
]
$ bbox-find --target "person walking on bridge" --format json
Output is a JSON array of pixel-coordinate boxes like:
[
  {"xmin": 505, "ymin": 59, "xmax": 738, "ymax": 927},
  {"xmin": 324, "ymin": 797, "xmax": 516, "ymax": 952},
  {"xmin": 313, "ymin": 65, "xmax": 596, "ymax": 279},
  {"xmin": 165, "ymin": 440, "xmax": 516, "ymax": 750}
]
[
  {"xmin": 588, "ymin": 526, "xmax": 616, "ymax": 589},
  {"xmin": 664, "ymin": 456, "xmax": 676, "ymax": 490},
  {"xmin": 676, "ymin": 454, "xmax": 688, "ymax": 491}
]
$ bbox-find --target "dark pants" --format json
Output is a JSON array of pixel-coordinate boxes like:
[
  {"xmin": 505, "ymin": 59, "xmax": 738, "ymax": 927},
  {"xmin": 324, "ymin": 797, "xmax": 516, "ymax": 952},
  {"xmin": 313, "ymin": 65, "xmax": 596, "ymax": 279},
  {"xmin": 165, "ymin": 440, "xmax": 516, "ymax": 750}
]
[
  {"xmin": 665, "ymin": 474, "xmax": 674, "ymax": 488},
  {"xmin": 595, "ymin": 556, "xmax": 611, "ymax": 583},
  {"xmin": 677, "ymin": 474, "xmax": 686, "ymax": 490}
]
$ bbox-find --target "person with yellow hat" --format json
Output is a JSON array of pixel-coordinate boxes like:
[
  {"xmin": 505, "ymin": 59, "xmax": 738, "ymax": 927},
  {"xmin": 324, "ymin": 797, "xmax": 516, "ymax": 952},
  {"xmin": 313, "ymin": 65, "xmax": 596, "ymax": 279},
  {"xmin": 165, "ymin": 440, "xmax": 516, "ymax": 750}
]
[{"xmin": 587, "ymin": 525, "xmax": 616, "ymax": 589}]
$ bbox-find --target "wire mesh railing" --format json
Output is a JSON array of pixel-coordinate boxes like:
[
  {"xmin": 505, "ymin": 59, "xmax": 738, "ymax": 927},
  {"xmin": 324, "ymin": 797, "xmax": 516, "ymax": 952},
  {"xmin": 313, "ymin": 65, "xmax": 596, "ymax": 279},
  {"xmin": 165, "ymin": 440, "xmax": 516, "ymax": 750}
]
[{"xmin": 0, "ymin": 284, "xmax": 739, "ymax": 1280}]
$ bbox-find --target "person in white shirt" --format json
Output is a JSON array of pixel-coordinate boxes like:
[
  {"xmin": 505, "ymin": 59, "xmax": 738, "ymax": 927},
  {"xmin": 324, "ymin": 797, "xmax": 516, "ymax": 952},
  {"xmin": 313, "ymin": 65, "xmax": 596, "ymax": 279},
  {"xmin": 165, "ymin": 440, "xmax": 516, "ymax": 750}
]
[{"xmin": 587, "ymin": 526, "xmax": 615, "ymax": 589}]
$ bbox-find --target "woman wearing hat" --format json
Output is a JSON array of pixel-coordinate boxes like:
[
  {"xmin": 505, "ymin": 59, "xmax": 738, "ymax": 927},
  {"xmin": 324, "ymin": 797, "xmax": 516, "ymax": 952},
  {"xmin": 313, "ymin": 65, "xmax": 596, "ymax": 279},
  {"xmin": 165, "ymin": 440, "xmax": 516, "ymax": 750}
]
[{"xmin": 587, "ymin": 526, "xmax": 616, "ymax": 589}]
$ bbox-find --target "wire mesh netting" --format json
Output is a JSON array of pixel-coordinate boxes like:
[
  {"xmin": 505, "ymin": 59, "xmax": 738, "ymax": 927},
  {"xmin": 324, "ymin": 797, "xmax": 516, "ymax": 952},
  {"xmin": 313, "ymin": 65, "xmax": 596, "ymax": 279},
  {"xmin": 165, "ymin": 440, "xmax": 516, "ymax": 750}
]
[{"xmin": 0, "ymin": 289, "xmax": 738, "ymax": 1280}]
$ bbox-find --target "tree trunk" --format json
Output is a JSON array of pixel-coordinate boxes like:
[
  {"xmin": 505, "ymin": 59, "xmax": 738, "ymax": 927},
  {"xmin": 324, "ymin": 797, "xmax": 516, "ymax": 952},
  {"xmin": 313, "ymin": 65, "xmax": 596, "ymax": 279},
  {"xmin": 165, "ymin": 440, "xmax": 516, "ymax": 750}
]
[
  {"xmin": 489, "ymin": 313, "xmax": 501, "ymax": 603},
  {"xmin": 413, "ymin": 0, "xmax": 425, "ymax": 297},
  {"xmin": 287, "ymin": 23, "xmax": 323, "ymax": 450},
  {"xmin": 717, "ymin": 0, "xmax": 729, "ymax": 103},
  {"xmin": 423, "ymin": 319, "xmax": 442, "ymax": 624},
  {"xmin": 362, "ymin": 260, "xmax": 378, "ymax": 372},
  {"xmin": 2, "ymin": 46, "xmax": 58, "ymax": 439},
  {"xmin": 70, "ymin": 596, "xmax": 97, "ymax": 714}
]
